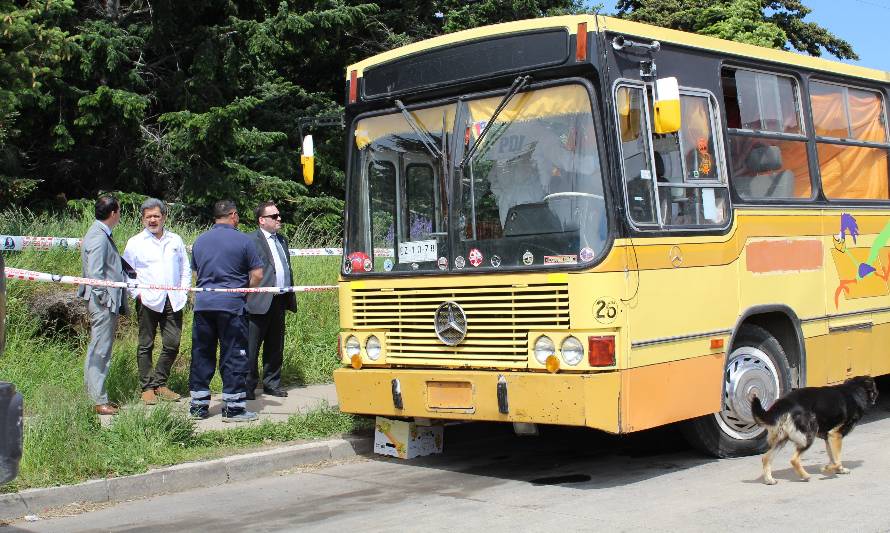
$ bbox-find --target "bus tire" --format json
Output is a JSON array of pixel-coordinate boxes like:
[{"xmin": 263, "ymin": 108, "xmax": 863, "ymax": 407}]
[{"xmin": 680, "ymin": 324, "xmax": 793, "ymax": 458}]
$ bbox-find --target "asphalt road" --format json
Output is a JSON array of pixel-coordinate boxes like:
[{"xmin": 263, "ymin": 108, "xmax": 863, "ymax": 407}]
[{"xmin": 10, "ymin": 387, "xmax": 890, "ymax": 532}]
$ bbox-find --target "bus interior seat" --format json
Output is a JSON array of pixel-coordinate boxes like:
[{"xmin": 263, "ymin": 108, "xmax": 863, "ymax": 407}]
[
  {"xmin": 734, "ymin": 145, "xmax": 794, "ymax": 198},
  {"xmin": 503, "ymin": 202, "xmax": 562, "ymax": 236}
]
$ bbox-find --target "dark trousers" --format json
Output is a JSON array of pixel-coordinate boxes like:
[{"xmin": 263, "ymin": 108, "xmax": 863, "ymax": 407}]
[
  {"xmin": 136, "ymin": 297, "xmax": 182, "ymax": 391},
  {"xmin": 189, "ymin": 310, "xmax": 249, "ymax": 408},
  {"xmin": 247, "ymin": 295, "xmax": 286, "ymax": 391}
]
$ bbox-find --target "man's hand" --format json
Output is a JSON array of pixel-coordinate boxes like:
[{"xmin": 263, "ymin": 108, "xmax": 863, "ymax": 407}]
[{"xmin": 248, "ymin": 267, "xmax": 263, "ymax": 288}]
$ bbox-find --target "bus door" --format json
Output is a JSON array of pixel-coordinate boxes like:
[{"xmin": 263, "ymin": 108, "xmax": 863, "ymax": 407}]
[{"xmin": 614, "ymin": 81, "xmax": 734, "ymax": 369}]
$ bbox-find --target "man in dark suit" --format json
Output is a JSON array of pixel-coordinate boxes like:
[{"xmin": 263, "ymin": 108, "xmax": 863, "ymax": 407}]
[
  {"xmin": 77, "ymin": 196, "xmax": 129, "ymax": 415},
  {"xmin": 245, "ymin": 201, "xmax": 297, "ymax": 399}
]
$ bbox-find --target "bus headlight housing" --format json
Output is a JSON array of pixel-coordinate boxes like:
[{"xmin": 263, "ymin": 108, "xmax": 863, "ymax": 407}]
[
  {"xmin": 534, "ymin": 335, "xmax": 555, "ymax": 364},
  {"xmin": 561, "ymin": 336, "xmax": 584, "ymax": 366},
  {"xmin": 345, "ymin": 335, "xmax": 361, "ymax": 358},
  {"xmin": 365, "ymin": 335, "xmax": 381, "ymax": 361}
]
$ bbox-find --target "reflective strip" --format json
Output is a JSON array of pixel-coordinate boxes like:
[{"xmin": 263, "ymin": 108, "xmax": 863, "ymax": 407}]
[
  {"xmin": 222, "ymin": 392, "xmax": 246, "ymax": 401},
  {"xmin": 190, "ymin": 399, "xmax": 210, "ymax": 406},
  {"xmin": 225, "ymin": 401, "xmax": 247, "ymax": 409}
]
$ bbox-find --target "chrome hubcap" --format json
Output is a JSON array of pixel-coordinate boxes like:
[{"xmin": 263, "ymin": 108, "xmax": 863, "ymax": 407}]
[{"xmin": 714, "ymin": 346, "xmax": 780, "ymax": 440}]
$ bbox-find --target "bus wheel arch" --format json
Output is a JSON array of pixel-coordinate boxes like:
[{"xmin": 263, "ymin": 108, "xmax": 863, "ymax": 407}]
[{"xmin": 682, "ymin": 308, "xmax": 803, "ymax": 458}]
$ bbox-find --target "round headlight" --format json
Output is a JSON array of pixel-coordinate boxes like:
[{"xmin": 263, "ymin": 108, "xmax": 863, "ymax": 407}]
[
  {"xmin": 561, "ymin": 336, "xmax": 584, "ymax": 366},
  {"xmin": 366, "ymin": 335, "xmax": 382, "ymax": 361},
  {"xmin": 534, "ymin": 335, "xmax": 555, "ymax": 365},
  {"xmin": 345, "ymin": 335, "xmax": 361, "ymax": 357}
]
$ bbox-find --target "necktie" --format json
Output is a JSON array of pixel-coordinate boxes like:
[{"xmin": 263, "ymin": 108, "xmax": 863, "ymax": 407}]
[{"xmin": 272, "ymin": 235, "xmax": 289, "ymax": 274}]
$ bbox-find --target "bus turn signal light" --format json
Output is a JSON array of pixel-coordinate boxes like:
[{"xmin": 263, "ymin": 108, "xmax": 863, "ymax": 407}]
[
  {"xmin": 710, "ymin": 338, "xmax": 724, "ymax": 350},
  {"xmin": 545, "ymin": 355, "xmax": 560, "ymax": 373},
  {"xmin": 588, "ymin": 336, "xmax": 615, "ymax": 367},
  {"xmin": 350, "ymin": 354, "xmax": 363, "ymax": 369}
]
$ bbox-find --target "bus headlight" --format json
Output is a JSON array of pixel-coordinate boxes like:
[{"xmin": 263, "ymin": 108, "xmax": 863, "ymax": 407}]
[
  {"xmin": 534, "ymin": 335, "xmax": 555, "ymax": 365},
  {"xmin": 365, "ymin": 335, "xmax": 382, "ymax": 361},
  {"xmin": 345, "ymin": 335, "xmax": 361, "ymax": 358},
  {"xmin": 561, "ymin": 336, "xmax": 584, "ymax": 366}
]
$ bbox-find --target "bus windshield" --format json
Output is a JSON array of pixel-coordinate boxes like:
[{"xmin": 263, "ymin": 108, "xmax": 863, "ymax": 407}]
[{"xmin": 344, "ymin": 82, "xmax": 607, "ymax": 274}]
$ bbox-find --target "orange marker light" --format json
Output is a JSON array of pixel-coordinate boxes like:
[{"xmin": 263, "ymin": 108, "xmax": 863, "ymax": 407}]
[
  {"xmin": 349, "ymin": 70, "xmax": 358, "ymax": 104},
  {"xmin": 350, "ymin": 354, "xmax": 363, "ymax": 369},
  {"xmin": 546, "ymin": 355, "xmax": 561, "ymax": 373},
  {"xmin": 710, "ymin": 338, "xmax": 725, "ymax": 350},
  {"xmin": 576, "ymin": 22, "xmax": 588, "ymax": 62}
]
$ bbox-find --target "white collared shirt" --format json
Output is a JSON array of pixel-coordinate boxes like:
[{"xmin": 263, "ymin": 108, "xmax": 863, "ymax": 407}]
[
  {"xmin": 122, "ymin": 228, "xmax": 191, "ymax": 312},
  {"xmin": 260, "ymin": 228, "xmax": 287, "ymax": 288}
]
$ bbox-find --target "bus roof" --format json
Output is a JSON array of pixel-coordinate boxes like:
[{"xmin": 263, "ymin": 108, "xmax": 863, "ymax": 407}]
[{"xmin": 347, "ymin": 14, "xmax": 890, "ymax": 84}]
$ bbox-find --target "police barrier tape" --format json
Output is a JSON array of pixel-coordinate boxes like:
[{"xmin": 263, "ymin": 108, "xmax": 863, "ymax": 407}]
[
  {"xmin": 4, "ymin": 267, "xmax": 337, "ymax": 293},
  {"xmin": 0, "ymin": 235, "xmax": 396, "ymax": 258}
]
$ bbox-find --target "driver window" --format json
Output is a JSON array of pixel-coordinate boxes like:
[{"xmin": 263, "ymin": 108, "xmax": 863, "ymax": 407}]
[{"xmin": 616, "ymin": 84, "xmax": 730, "ymax": 228}]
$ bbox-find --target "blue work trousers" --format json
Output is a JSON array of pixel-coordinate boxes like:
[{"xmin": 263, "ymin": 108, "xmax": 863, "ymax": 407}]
[{"xmin": 189, "ymin": 310, "xmax": 249, "ymax": 409}]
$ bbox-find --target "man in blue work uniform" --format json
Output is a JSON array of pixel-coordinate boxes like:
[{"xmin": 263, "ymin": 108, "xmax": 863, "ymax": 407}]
[{"xmin": 189, "ymin": 200, "xmax": 264, "ymax": 422}]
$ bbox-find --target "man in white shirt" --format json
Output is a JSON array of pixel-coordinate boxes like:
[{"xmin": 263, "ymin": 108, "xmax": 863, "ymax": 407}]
[
  {"xmin": 123, "ymin": 198, "xmax": 191, "ymax": 405},
  {"xmin": 245, "ymin": 201, "xmax": 297, "ymax": 399}
]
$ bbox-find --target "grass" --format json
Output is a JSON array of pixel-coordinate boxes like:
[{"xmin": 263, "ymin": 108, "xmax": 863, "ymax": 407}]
[{"xmin": 0, "ymin": 207, "xmax": 357, "ymax": 491}]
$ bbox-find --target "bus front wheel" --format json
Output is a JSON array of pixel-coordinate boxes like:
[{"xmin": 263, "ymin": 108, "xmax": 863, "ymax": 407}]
[{"xmin": 681, "ymin": 324, "xmax": 793, "ymax": 458}]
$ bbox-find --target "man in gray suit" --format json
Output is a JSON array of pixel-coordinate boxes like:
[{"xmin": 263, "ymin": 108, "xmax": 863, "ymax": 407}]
[
  {"xmin": 77, "ymin": 196, "xmax": 129, "ymax": 415},
  {"xmin": 246, "ymin": 201, "xmax": 297, "ymax": 399}
]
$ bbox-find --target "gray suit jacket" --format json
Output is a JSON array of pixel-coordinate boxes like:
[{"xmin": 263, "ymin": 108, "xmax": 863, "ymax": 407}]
[
  {"xmin": 245, "ymin": 230, "xmax": 297, "ymax": 315},
  {"xmin": 76, "ymin": 220, "xmax": 128, "ymax": 314}
]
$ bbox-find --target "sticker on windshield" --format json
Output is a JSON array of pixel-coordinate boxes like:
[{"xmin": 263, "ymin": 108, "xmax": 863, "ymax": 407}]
[
  {"xmin": 580, "ymin": 247, "xmax": 595, "ymax": 262},
  {"xmin": 455, "ymin": 256, "xmax": 466, "ymax": 269},
  {"xmin": 383, "ymin": 259, "xmax": 394, "ymax": 272},
  {"xmin": 438, "ymin": 257, "xmax": 448, "ymax": 271},
  {"xmin": 343, "ymin": 260, "xmax": 353, "ymax": 274},
  {"xmin": 544, "ymin": 255, "xmax": 577, "ymax": 265},
  {"xmin": 363, "ymin": 258, "xmax": 373, "ymax": 272},
  {"xmin": 398, "ymin": 239, "xmax": 437, "ymax": 263},
  {"xmin": 411, "ymin": 263, "xmax": 419, "ymax": 270},
  {"xmin": 468, "ymin": 248, "xmax": 483, "ymax": 267},
  {"xmin": 522, "ymin": 250, "xmax": 534, "ymax": 266},
  {"xmin": 490, "ymin": 255, "xmax": 501, "ymax": 268}
]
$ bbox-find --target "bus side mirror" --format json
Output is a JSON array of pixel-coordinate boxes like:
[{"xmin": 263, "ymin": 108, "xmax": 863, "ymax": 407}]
[
  {"xmin": 653, "ymin": 77, "xmax": 681, "ymax": 134},
  {"xmin": 301, "ymin": 135, "xmax": 315, "ymax": 185}
]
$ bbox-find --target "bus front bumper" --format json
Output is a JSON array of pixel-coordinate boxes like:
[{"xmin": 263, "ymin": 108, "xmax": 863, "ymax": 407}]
[{"xmin": 334, "ymin": 353, "xmax": 724, "ymax": 434}]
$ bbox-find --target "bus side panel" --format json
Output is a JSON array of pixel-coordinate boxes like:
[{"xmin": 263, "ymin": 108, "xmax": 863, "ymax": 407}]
[
  {"xmin": 821, "ymin": 210, "xmax": 890, "ymax": 383},
  {"xmin": 619, "ymin": 353, "xmax": 724, "ymax": 432}
]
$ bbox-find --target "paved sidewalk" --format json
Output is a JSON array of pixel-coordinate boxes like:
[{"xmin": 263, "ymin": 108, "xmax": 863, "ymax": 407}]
[
  {"xmin": 99, "ymin": 383, "xmax": 338, "ymax": 430},
  {"xmin": 194, "ymin": 383, "xmax": 339, "ymax": 431}
]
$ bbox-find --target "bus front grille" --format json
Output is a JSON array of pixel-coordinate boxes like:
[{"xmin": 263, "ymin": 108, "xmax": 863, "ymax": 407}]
[{"xmin": 352, "ymin": 283, "xmax": 570, "ymax": 366}]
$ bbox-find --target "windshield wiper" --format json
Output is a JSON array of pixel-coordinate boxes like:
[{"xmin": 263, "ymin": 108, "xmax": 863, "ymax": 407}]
[
  {"xmin": 459, "ymin": 75, "xmax": 530, "ymax": 169},
  {"xmin": 394, "ymin": 100, "xmax": 443, "ymax": 161}
]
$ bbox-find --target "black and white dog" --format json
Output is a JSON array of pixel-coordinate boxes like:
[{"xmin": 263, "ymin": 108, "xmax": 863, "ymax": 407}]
[{"xmin": 751, "ymin": 376, "xmax": 878, "ymax": 485}]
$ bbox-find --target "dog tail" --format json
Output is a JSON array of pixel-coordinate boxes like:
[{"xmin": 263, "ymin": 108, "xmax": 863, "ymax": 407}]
[{"xmin": 751, "ymin": 395, "xmax": 779, "ymax": 426}]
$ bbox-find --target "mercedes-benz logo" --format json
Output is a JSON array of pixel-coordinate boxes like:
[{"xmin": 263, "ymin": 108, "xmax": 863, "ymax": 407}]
[
  {"xmin": 434, "ymin": 301, "xmax": 467, "ymax": 346},
  {"xmin": 669, "ymin": 245, "xmax": 683, "ymax": 268}
]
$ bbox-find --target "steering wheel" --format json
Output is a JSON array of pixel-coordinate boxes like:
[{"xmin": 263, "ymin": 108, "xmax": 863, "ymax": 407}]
[{"xmin": 542, "ymin": 192, "xmax": 604, "ymax": 202}]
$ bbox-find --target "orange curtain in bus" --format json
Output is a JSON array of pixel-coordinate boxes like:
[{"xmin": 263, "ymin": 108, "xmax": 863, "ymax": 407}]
[
  {"xmin": 810, "ymin": 88, "xmax": 889, "ymax": 199},
  {"xmin": 818, "ymin": 143, "xmax": 889, "ymax": 199}
]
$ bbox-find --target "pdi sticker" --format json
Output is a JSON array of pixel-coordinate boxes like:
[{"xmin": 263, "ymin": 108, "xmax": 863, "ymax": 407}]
[
  {"xmin": 383, "ymin": 259, "xmax": 394, "ymax": 272},
  {"xmin": 468, "ymin": 248, "xmax": 483, "ymax": 267},
  {"xmin": 455, "ymin": 256, "xmax": 466, "ymax": 269},
  {"xmin": 438, "ymin": 257, "xmax": 448, "ymax": 271},
  {"xmin": 593, "ymin": 296, "xmax": 619, "ymax": 324},
  {"xmin": 522, "ymin": 250, "xmax": 534, "ymax": 265}
]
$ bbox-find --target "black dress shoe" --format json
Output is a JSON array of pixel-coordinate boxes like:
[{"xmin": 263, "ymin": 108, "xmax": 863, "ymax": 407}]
[
  {"xmin": 245, "ymin": 391, "xmax": 256, "ymax": 401},
  {"xmin": 263, "ymin": 387, "xmax": 288, "ymax": 397}
]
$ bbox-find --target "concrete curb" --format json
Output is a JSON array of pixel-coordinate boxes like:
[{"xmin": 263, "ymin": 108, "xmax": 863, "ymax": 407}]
[{"xmin": 0, "ymin": 436, "xmax": 371, "ymax": 521}]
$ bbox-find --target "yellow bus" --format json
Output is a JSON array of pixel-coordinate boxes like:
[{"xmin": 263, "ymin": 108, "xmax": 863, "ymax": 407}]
[{"xmin": 331, "ymin": 14, "xmax": 890, "ymax": 456}]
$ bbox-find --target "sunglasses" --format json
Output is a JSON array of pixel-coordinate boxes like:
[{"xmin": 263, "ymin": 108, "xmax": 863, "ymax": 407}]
[{"xmin": 261, "ymin": 213, "xmax": 281, "ymax": 220}]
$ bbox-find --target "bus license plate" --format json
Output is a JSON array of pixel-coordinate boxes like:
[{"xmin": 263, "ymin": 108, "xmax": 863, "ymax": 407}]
[{"xmin": 426, "ymin": 381, "xmax": 474, "ymax": 412}]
